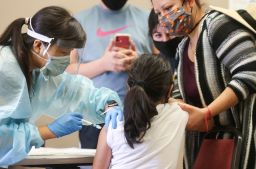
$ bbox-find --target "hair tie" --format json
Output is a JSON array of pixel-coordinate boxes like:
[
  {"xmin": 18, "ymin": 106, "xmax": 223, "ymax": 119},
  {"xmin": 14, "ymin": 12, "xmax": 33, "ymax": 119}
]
[
  {"xmin": 136, "ymin": 80, "xmax": 145, "ymax": 88},
  {"xmin": 25, "ymin": 17, "xmax": 30, "ymax": 25},
  {"xmin": 128, "ymin": 79, "xmax": 145, "ymax": 88}
]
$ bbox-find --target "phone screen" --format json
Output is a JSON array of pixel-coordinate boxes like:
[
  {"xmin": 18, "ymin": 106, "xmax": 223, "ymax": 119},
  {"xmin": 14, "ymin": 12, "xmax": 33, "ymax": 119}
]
[{"xmin": 115, "ymin": 35, "xmax": 130, "ymax": 49}]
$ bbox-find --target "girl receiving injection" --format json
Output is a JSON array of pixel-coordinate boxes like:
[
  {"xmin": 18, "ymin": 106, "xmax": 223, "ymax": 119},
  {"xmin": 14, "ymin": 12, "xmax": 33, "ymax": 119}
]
[{"xmin": 93, "ymin": 54, "xmax": 188, "ymax": 169}]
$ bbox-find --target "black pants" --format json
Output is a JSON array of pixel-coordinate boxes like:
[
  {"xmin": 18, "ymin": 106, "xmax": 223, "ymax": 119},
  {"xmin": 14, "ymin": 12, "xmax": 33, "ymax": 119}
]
[{"xmin": 79, "ymin": 124, "xmax": 104, "ymax": 149}]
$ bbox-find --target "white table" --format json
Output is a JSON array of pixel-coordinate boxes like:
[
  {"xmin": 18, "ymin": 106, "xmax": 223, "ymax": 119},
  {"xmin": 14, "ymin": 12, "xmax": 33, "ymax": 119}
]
[{"xmin": 9, "ymin": 148, "xmax": 95, "ymax": 169}]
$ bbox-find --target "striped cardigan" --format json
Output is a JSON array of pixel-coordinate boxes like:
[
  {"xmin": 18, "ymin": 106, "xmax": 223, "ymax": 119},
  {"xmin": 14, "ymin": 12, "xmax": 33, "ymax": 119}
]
[{"xmin": 175, "ymin": 11, "xmax": 256, "ymax": 169}]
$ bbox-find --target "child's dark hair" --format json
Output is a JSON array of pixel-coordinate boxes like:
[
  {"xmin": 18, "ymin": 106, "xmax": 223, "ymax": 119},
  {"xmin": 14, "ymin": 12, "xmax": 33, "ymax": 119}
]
[
  {"xmin": 148, "ymin": 9, "xmax": 159, "ymax": 38},
  {"xmin": 0, "ymin": 6, "xmax": 86, "ymax": 91},
  {"xmin": 124, "ymin": 54, "xmax": 173, "ymax": 148}
]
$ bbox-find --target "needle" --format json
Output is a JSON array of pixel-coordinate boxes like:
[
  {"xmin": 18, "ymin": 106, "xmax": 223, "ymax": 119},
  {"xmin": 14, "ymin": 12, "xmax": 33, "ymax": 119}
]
[
  {"xmin": 100, "ymin": 107, "xmax": 114, "ymax": 116},
  {"xmin": 81, "ymin": 119, "xmax": 102, "ymax": 129}
]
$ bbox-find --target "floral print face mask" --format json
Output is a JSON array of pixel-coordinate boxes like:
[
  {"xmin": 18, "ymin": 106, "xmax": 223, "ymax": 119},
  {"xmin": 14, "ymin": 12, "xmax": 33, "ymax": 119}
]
[{"xmin": 159, "ymin": 7, "xmax": 193, "ymax": 37}]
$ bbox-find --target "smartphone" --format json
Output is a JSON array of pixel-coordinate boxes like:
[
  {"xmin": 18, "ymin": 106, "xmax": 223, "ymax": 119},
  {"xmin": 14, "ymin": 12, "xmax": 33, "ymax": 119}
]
[{"xmin": 114, "ymin": 34, "xmax": 131, "ymax": 49}]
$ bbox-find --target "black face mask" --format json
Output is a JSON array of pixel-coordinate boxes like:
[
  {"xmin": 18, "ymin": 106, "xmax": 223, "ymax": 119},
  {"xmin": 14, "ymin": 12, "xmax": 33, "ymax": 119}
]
[
  {"xmin": 102, "ymin": 0, "xmax": 128, "ymax": 11},
  {"xmin": 153, "ymin": 37, "xmax": 182, "ymax": 59},
  {"xmin": 154, "ymin": 37, "xmax": 182, "ymax": 70}
]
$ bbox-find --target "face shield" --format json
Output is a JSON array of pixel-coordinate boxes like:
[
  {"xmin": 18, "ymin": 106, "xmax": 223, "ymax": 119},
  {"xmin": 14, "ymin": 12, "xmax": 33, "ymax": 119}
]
[
  {"xmin": 27, "ymin": 24, "xmax": 102, "ymax": 126},
  {"xmin": 26, "ymin": 17, "xmax": 83, "ymax": 76},
  {"xmin": 26, "ymin": 17, "xmax": 109, "ymax": 127}
]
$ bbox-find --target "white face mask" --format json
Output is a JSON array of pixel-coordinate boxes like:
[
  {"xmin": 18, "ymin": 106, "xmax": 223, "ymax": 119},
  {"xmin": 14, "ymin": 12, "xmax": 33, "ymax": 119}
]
[
  {"xmin": 32, "ymin": 44, "xmax": 70, "ymax": 79},
  {"xmin": 40, "ymin": 54, "xmax": 70, "ymax": 77}
]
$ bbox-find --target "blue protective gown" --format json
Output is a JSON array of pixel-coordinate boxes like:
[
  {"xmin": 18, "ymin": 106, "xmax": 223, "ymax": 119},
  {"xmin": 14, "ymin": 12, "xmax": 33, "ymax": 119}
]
[{"xmin": 0, "ymin": 46, "xmax": 122, "ymax": 167}]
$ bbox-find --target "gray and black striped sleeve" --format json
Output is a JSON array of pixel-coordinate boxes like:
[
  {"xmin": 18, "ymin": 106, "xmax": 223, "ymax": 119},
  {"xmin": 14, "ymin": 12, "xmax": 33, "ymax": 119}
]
[{"xmin": 208, "ymin": 12, "xmax": 256, "ymax": 100}]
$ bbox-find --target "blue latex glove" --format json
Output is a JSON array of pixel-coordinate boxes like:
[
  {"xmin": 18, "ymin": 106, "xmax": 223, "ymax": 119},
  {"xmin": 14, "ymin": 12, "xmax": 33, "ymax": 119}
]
[
  {"xmin": 48, "ymin": 112, "xmax": 83, "ymax": 138},
  {"xmin": 105, "ymin": 106, "xmax": 123, "ymax": 129}
]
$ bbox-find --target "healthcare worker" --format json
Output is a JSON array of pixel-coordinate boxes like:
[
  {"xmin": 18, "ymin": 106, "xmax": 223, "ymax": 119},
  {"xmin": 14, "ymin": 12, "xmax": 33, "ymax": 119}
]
[{"xmin": 0, "ymin": 6, "xmax": 122, "ymax": 168}]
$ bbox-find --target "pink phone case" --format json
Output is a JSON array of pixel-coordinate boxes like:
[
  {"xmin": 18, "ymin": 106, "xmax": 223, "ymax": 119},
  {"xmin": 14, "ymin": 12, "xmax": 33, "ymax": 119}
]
[{"xmin": 115, "ymin": 35, "xmax": 131, "ymax": 49}]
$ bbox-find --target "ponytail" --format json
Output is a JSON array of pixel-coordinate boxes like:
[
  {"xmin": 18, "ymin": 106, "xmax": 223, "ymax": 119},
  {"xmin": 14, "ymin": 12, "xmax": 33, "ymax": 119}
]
[
  {"xmin": 0, "ymin": 18, "xmax": 33, "ymax": 90},
  {"xmin": 124, "ymin": 54, "xmax": 172, "ymax": 149},
  {"xmin": 124, "ymin": 85, "xmax": 158, "ymax": 148}
]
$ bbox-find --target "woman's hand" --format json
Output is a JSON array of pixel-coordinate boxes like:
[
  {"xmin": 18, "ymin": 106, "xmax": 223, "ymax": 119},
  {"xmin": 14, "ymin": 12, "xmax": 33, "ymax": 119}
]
[
  {"xmin": 104, "ymin": 106, "xmax": 123, "ymax": 129},
  {"xmin": 100, "ymin": 39, "xmax": 137, "ymax": 72},
  {"xmin": 47, "ymin": 112, "xmax": 83, "ymax": 138},
  {"xmin": 178, "ymin": 103, "xmax": 214, "ymax": 132}
]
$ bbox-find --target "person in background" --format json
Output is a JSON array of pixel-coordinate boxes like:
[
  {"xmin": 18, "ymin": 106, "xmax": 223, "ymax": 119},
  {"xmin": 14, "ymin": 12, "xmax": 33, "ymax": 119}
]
[
  {"xmin": 148, "ymin": 9, "xmax": 183, "ymax": 101},
  {"xmin": 0, "ymin": 6, "xmax": 122, "ymax": 168},
  {"xmin": 67, "ymin": 0, "xmax": 154, "ymax": 149},
  {"xmin": 148, "ymin": 8, "xmax": 182, "ymax": 71},
  {"xmin": 152, "ymin": 0, "xmax": 256, "ymax": 168},
  {"xmin": 93, "ymin": 54, "xmax": 188, "ymax": 169}
]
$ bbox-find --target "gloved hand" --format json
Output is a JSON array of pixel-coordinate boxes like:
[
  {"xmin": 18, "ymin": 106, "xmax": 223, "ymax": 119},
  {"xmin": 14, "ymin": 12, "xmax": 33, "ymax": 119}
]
[
  {"xmin": 105, "ymin": 106, "xmax": 123, "ymax": 129},
  {"xmin": 48, "ymin": 112, "xmax": 83, "ymax": 138}
]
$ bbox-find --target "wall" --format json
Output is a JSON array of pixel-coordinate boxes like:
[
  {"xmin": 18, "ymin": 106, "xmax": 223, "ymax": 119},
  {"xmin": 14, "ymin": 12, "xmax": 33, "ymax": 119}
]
[
  {"xmin": 2, "ymin": 0, "xmax": 150, "ymax": 34},
  {"xmin": 0, "ymin": 0, "xmax": 228, "ymax": 34},
  {"xmin": 229, "ymin": 0, "xmax": 256, "ymax": 9}
]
